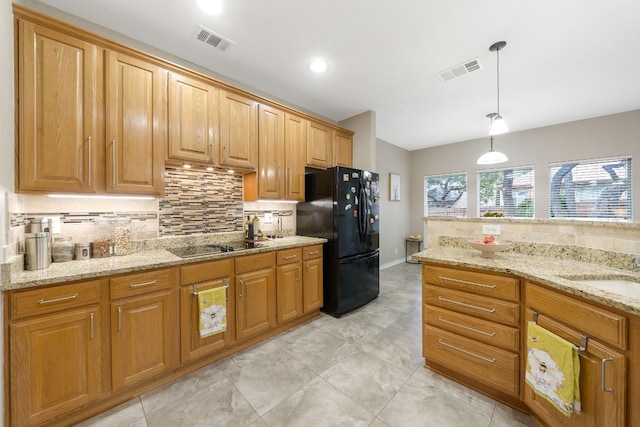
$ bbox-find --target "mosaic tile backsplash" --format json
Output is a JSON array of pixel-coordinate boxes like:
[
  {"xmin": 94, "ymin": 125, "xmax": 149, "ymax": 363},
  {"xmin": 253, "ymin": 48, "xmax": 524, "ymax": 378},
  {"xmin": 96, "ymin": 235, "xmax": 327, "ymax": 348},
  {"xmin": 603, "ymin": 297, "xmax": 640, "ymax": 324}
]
[{"xmin": 159, "ymin": 167, "xmax": 244, "ymax": 236}]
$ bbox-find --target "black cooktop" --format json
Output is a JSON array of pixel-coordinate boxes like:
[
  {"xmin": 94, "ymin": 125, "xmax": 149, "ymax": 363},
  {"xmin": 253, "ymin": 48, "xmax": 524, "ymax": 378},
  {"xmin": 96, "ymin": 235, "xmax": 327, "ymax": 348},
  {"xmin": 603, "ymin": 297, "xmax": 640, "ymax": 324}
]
[{"xmin": 168, "ymin": 242, "xmax": 255, "ymax": 258}]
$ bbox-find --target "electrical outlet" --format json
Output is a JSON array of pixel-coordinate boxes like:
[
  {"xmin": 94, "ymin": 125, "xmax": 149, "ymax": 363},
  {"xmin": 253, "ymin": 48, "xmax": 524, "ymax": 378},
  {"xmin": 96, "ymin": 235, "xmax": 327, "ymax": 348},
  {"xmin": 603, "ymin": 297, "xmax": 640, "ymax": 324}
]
[
  {"xmin": 482, "ymin": 224, "xmax": 501, "ymax": 235},
  {"xmin": 394, "ymin": 247, "xmax": 398, "ymax": 255},
  {"xmin": 42, "ymin": 216, "xmax": 61, "ymax": 234},
  {"xmin": 264, "ymin": 212, "xmax": 273, "ymax": 223}
]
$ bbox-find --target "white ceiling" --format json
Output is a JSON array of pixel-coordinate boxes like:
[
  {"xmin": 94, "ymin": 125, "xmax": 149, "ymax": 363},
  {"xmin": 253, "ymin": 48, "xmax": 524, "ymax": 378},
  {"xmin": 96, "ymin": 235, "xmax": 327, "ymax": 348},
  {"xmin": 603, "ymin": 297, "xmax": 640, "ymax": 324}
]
[{"xmin": 35, "ymin": 0, "xmax": 640, "ymax": 151}]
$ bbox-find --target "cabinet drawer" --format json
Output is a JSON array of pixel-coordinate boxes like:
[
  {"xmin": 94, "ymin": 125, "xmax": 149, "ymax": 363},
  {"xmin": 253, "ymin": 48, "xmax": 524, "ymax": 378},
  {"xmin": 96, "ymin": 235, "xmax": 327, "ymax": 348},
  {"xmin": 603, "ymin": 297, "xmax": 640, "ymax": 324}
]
[
  {"xmin": 11, "ymin": 280, "xmax": 101, "ymax": 320},
  {"xmin": 110, "ymin": 269, "xmax": 172, "ymax": 300},
  {"xmin": 180, "ymin": 258, "xmax": 233, "ymax": 285},
  {"xmin": 303, "ymin": 245, "xmax": 323, "ymax": 260},
  {"xmin": 424, "ymin": 305, "xmax": 519, "ymax": 352},
  {"xmin": 424, "ymin": 285, "xmax": 519, "ymax": 326},
  {"xmin": 236, "ymin": 251, "xmax": 275, "ymax": 274},
  {"xmin": 424, "ymin": 325, "xmax": 519, "ymax": 397},
  {"xmin": 423, "ymin": 264, "xmax": 519, "ymax": 302},
  {"xmin": 525, "ymin": 282, "xmax": 627, "ymax": 350},
  {"xmin": 277, "ymin": 248, "xmax": 302, "ymax": 265}
]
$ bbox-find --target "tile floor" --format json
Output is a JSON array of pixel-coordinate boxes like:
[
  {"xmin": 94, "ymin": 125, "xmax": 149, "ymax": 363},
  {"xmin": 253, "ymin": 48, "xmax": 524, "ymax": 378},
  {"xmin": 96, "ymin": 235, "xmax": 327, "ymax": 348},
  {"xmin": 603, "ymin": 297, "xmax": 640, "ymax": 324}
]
[{"xmin": 76, "ymin": 262, "xmax": 537, "ymax": 427}]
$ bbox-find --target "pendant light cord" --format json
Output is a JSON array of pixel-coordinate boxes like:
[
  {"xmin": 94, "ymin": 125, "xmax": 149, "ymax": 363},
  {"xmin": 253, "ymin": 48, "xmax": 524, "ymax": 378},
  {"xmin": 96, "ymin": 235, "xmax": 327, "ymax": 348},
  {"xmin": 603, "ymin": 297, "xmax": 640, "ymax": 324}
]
[{"xmin": 496, "ymin": 46, "xmax": 501, "ymax": 116}]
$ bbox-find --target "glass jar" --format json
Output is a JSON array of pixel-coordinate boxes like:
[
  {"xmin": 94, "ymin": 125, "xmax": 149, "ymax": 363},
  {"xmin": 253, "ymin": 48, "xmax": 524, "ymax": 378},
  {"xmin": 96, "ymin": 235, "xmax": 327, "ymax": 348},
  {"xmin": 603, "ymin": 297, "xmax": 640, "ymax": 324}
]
[
  {"xmin": 52, "ymin": 236, "xmax": 74, "ymax": 262},
  {"xmin": 93, "ymin": 217, "xmax": 113, "ymax": 257},
  {"xmin": 112, "ymin": 217, "xmax": 132, "ymax": 256}
]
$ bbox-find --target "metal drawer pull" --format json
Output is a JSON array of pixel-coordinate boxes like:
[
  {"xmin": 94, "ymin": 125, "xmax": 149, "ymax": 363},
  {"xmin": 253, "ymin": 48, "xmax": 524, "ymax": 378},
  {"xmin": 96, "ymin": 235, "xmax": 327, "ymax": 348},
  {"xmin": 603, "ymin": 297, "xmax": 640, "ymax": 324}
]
[
  {"xmin": 117, "ymin": 306, "xmax": 122, "ymax": 331},
  {"xmin": 602, "ymin": 358, "xmax": 614, "ymax": 392},
  {"xmin": 283, "ymin": 255, "xmax": 297, "ymax": 260},
  {"xmin": 438, "ymin": 275, "xmax": 496, "ymax": 289},
  {"xmin": 130, "ymin": 280, "xmax": 157, "ymax": 288},
  {"xmin": 438, "ymin": 316, "xmax": 496, "ymax": 337},
  {"xmin": 239, "ymin": 279, "xmax": 245, "ymax": 297},
  {"xmin": 307, "ymin": 251, "xmax": 320, "ymax": 255},
  {"xmin": 90, "ymin": 313, "xmax": 95, "ymax": 339},
  {"xmin": 111, "ymin": 140, "xmax": 117, "ymax": 187},
  {"xmin": 438, "ymin": 296, "xmax": 496, "ymax": 313},
  {"xmin": 39, "ymin": 293, "xmax": 79, "ymax": 305},
  {"xmin": 438, "ymin": 339, "xmax": 496, "ymax": 363},
  {"xmin": 193, "ymin": 281, "xmax": 230, "ymax": 300}
]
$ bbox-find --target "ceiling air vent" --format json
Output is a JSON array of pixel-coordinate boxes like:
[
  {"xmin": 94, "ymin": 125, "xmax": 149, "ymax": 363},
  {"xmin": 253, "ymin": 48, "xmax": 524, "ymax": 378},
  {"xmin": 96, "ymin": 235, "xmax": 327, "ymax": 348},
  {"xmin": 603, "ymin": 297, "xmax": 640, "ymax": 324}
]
[
  {"xmin": 437, "ymin": 58, "xmax": 482, "ymax": 82},
  {"xmin": 194, "ymin": 25, "xmax": 235, "ymax": 52}
]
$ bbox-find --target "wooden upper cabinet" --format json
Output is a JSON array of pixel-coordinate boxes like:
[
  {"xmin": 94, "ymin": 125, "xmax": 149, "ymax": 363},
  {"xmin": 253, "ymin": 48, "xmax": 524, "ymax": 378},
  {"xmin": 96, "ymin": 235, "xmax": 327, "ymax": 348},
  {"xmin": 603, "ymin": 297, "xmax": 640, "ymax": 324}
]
[
  {"xmin": 334, "ymin": 129, "xmax": 353, "ymax": 168},
  {"xmin": 257, "ymin": 104, "xmax": 285, "ymax": 199},
  {"xmin": 105, "ymin": 51, "xmax": 167, "ymax": 195},
  {"xmin": 167, "ymin": 72, "xmax": 219, "ymax": 165},
  {"xmin": 306, "ymin": 120, "xmax": 332, "ymax": 169},
  {"xmin": 219, "ymin": 90, "xmax": 258, "ymax": 170},
  {"xmin": 284, "ymin": 113, "xmax": 306, "ymax": 201},
  {"xmin": 17, "ymin": 20, "xmax": 102, "ymax": 193}
]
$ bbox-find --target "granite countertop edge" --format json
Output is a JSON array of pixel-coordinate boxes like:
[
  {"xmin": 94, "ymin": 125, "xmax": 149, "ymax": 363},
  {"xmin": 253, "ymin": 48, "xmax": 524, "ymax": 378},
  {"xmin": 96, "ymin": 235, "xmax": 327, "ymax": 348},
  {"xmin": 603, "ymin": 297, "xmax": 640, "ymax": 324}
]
[
  {"xmin": 413, "ymin": 247, "xmax": 640, "ymax": 317},
  {"xmin": 1, "ymin": 236, "xmax": 326, "ymax": 292}
]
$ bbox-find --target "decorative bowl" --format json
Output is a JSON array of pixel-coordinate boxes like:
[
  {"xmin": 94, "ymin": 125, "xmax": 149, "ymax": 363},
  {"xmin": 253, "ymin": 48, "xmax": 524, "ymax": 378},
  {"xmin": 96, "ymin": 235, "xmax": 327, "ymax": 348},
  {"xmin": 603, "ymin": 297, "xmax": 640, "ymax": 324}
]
[{"xmin": 468, "ymin": 240, "xmax": 510, "ymax": 258}]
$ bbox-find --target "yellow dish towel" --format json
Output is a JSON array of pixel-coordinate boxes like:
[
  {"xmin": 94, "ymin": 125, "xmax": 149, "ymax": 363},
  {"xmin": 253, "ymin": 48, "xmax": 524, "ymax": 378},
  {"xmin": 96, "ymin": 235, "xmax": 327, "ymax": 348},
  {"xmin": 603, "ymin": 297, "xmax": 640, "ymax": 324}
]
[
  {"xmin": 525, "ymin": 321, "xmax": 581, "ymax": 416},
  {"xmin": 198, "ymin": 286, "xmax": 227, "ymax": 337}
]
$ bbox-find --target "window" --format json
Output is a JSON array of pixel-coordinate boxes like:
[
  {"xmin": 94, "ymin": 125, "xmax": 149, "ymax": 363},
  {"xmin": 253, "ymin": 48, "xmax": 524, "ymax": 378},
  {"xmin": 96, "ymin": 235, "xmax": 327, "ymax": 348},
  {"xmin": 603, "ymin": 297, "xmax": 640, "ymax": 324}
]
[
  {"xmin": 549, "ymin": 157, "xmax": 631, "ymax": 220},
  {"xmin": 478, "ymin": 167, "xmax": 535, "ymax": 217},
  {"xmin": 424, "ymin": 173, "xmax": 467, "ymax": 217}
]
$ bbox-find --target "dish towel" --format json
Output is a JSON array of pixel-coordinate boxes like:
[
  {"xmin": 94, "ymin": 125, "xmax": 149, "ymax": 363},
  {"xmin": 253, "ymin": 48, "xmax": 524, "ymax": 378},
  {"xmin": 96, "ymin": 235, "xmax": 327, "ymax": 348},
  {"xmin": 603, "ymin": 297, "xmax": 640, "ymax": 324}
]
[
  {"xmin": 525, "ymin": 321, "xmax": 581, "ymax": 416},
  {"xmin": 198, "ymin": 286, "xmax": 227, "ymax": 337}
]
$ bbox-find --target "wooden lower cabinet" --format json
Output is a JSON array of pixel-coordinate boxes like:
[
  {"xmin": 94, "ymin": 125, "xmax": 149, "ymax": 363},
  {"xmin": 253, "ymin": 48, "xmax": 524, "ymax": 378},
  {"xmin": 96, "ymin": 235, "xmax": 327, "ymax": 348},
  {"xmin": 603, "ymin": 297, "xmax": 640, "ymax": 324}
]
[
  {"xmin": 525, "ymin": 283, "xmax": 627, "ymax": 426},
  {"xmin": 10, "ymin": 305, "xmax": 102, "ymax": 426},
  {"xmin": 276, "ymin": 248, "xmax": 303, "ymax": 323},
  {"xmin": 235, "ymin": 252, "xmax": 276, "ymax": 340},
  {"xmin": 179, "ymin": 259, "xmax": 235, "ymax": 363},
  {"xmin": 302, "ymin": 245, "xmax": 323, "ymax": 313},
  {"xmin": 422, "ymin": 263, "xmax": 521, "ymax": 401}
]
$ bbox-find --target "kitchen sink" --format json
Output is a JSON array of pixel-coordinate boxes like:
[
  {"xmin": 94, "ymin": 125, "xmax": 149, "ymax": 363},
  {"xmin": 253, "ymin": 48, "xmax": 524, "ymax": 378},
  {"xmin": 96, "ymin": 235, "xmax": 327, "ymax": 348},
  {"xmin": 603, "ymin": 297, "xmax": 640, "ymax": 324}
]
[{"xmin": 561, "ymin": 275, "xmax": 640, "ymax": 299}]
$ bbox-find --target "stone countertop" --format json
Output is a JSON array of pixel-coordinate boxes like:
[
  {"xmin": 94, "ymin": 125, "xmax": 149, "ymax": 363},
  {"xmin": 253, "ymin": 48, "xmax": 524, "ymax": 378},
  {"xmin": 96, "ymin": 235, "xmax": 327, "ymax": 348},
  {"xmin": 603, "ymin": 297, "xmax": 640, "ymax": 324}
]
[
  {"xmin": 1, "ymin": 236, "xmax": 326, "ymax": 292},
  {"xmin": 413, "ymin": 246, "xmax": 640, "ymax": 317}
]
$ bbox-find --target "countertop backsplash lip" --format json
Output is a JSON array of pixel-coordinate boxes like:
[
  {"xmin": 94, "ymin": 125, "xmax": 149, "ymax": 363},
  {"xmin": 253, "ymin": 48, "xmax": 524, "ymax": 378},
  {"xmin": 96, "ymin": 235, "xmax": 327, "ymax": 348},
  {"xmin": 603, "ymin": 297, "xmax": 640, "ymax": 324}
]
[
  {"xmin": 414, "ymin": 239, "xmax": 640, "ymax": 317},
  {"xmin": 439, "ymin": 236, "xmax": 640, "ymax": 272},
  {"xmin": 0, "ymin": 235, "xmax": 326, "ymax": 291}
]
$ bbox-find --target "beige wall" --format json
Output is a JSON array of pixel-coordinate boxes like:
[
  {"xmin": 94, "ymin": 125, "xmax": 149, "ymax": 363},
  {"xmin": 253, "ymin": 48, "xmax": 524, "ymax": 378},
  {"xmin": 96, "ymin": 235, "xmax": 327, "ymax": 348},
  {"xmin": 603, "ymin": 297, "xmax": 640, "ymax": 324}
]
[
  {"xmin": 410, "ymin": 110, "xmax": 640, "ymax": 237},
  {"xmin": 340, "ymin": 110, "xmax": 377, "ymax": 172},
  {"xmin": 376, "ymin": 138, "xmax": 413, "ymax": 266}
]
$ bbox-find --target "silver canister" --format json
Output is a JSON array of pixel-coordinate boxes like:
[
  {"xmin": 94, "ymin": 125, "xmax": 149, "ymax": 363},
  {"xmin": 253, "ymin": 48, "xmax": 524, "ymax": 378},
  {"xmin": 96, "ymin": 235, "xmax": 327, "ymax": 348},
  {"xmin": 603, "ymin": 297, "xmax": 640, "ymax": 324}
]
[
  {"xmin": 74, "ymin": 243, "xmax": 91, "ymax": 260},
  {"xmin": 25, "ymin": 232, "xmax": 52, "ymax": 270}
]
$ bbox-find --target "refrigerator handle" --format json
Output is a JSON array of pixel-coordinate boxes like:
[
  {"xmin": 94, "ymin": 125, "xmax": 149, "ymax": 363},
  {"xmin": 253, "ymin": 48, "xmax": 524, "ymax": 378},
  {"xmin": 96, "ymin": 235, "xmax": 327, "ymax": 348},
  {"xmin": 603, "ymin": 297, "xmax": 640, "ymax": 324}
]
[{"xmin": 358, "ymin": 183, "xmax": 368, "ymax": 242}]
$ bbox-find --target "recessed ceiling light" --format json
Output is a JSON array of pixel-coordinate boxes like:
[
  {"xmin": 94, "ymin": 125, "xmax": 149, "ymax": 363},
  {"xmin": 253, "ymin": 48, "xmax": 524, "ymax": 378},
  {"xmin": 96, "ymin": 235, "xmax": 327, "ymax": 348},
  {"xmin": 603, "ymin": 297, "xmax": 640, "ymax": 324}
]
[
  {"xmin": 197, "ymin": 0, "xmax": 223, "ymax": 15},
  {"xmin": 309, "ymin": 59, "xmax": 328, "ymax": 74}
]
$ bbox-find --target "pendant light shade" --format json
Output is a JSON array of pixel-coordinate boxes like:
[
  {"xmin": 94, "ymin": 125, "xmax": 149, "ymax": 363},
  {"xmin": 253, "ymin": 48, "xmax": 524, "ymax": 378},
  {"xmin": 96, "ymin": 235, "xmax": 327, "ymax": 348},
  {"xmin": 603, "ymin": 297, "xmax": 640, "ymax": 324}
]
[
  {"xmin": 489, "ymin": 114, "xmax": 508, "ymax": 136},
  {"xmin": 477, "ymin": 135, "xmax": 508, "ymax": 165}
]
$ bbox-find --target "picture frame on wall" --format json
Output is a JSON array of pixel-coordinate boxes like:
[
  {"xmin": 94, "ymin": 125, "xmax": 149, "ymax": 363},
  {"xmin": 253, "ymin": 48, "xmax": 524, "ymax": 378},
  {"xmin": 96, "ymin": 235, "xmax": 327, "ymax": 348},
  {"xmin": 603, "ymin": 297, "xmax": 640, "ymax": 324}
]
[{"xmin": 390, "ymin": 173, "xmax": 401, "ymax": 201}]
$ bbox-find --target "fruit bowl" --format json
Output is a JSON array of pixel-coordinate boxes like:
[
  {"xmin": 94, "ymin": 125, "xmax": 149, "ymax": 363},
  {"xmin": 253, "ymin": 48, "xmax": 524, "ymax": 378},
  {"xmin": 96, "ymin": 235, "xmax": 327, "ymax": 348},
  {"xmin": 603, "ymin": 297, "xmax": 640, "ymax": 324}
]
[{"xmin": 468, "ymin": 240, "xmax": 510, "ymax": 258}]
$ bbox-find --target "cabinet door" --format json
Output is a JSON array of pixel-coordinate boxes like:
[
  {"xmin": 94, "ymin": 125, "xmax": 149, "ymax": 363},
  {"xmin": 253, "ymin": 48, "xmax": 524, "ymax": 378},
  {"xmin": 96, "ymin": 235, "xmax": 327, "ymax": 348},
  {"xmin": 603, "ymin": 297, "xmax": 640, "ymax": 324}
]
[
  {"xmin": 168, "ymin": 72, "xmax": 219, "ymax": 164},
  {"xmin": 219, "ymin": 90, "xmax": 258, "ymax": 169},
  {"xmin": 180, "ymin": 278, "xmax": 235, "ymax": 363},
  {"xmin": 284, "ymin": 113, "xmax": 306, "ymax": 201},
  {"xmin": 306, "ymin": 120, "xmax": 332, "ymax": 169},
  {"xmin": 257, "ymin": 104, "xmax": 285, "ymax": 199},
  {"xmin": 303, "ymin": 257, "xmax": 323, "ymax": 313},
  {"xmin": 235, "ymin": 268, "xmax": 276, "ymax": 340},
  {"xmin": 524, "ymin": 310, "xmax": 626, "ymax": 427},
  {"xmin": 334, "ymin": 130, "xmax": 353, "ymax": 168},
  {"xmin": 111, "ymin": 291, "xmax": 177, "ymax": 390},
  {"xmin": 11, "ymin": 306, "xmax": 101, "ymax": 426},
  {"xmin": 277, "ymin": 262, "xmax": 302, "ymax": 323},
  {"xmin": 18, "ymin": 20, "xmax": 101, "ymax": 193},
  {"xmin": 106, "ymin": 51, "xmax": 166, "ymax": 195}
]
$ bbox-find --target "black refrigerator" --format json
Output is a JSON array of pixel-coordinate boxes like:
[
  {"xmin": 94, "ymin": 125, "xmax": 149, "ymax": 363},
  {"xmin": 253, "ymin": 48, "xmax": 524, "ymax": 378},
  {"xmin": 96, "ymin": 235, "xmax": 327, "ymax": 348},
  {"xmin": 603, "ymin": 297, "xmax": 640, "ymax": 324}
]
[{"xmin": 297, "ymin": 166, "xmax": 380, "ymax": 317}]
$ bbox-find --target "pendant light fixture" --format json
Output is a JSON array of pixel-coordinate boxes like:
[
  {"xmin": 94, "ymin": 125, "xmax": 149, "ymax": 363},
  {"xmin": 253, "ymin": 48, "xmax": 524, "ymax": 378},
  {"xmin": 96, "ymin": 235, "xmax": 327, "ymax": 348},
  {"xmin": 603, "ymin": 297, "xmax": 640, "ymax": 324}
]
[
  {"xmin": 477, "ymin": 115, "xmax": 508, "ymax": 164},
  {"xmin": 489, "ymin": 41, "xmax": 508, "ymax": 135}
]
